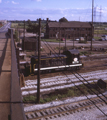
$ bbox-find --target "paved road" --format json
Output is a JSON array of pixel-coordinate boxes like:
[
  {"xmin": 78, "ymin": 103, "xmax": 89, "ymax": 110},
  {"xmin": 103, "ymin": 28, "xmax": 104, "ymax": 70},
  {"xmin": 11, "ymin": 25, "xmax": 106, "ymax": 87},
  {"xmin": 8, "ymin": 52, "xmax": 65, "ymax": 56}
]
[
  {"xmin": 0, "ymin": 22, "xmax": 11, "ymax": 33},
  {"xmin": 41, "ymin": 40, "xmax": 107, "ymax": 48}
]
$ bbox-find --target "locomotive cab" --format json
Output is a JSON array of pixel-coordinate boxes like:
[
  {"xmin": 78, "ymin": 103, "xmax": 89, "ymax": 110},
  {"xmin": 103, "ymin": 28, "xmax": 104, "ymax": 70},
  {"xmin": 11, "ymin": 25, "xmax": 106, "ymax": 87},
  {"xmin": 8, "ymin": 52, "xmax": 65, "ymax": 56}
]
[{"xmin": 63, "ymin": 49, "xmax": 80, "ymax": 65}]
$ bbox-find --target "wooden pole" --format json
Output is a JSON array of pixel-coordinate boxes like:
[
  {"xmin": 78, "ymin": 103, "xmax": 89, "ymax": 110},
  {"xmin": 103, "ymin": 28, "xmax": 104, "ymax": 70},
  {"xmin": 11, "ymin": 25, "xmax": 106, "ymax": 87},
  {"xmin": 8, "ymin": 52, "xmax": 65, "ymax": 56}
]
[
  {"xmin": 37, "ymin": 18, "xmax": 41, "ymax": 103},
  {"xmin": 91, "ymin": 0, "xmax": 94, "ymax": 51},
  {"xmin": 65, "ymin": 33, "xmax": 66, "ymax": 51},
  {"xmin": 23, "ymin": 20, "xmax": 25, "ymax": 51},
  {"xmin": 73, "ymin": 30, "xmax": 74, "ymax": 49},
  {"xmin": 59, "ymin": 24, "xmax": 61, "ymax": 54}
]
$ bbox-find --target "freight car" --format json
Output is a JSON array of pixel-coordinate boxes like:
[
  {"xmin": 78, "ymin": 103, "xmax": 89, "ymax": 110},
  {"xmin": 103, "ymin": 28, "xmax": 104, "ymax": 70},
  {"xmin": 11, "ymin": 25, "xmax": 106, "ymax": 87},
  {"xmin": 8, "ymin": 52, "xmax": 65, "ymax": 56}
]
[{"xmin": 30, "ymin": 49, "xmax": 83, "ymax": 74}]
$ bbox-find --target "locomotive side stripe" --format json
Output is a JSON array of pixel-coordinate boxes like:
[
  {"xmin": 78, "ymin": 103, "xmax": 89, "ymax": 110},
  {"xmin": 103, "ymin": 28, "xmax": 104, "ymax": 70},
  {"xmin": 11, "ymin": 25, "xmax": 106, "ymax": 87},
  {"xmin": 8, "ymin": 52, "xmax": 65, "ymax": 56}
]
[
  {"xmin": 35, "ymin": 57, "xmax": 67, "ymax": 61},
  {"xmin": 34, "ymin": 64, "xmax": 82, "ymax": 71}
]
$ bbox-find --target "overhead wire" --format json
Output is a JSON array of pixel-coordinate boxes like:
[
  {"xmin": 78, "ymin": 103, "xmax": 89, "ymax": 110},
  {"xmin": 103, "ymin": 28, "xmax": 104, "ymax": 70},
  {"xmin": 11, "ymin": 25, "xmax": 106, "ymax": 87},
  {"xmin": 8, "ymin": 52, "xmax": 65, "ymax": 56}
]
[
  {"xmin": 43, "ymin": 39, "xmax": 107, "ymax": 102},
  {"xmin": 42, "ymin": 39, "xmax": 107, "ymax": 116}
]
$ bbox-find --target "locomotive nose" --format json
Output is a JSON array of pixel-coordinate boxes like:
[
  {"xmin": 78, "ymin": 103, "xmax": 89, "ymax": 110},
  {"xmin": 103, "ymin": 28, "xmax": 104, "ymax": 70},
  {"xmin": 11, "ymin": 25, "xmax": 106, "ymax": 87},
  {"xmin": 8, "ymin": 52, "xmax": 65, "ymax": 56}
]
[{"xmin": 74, "ymin": 58, "xmax": 78, "ymax": 62}]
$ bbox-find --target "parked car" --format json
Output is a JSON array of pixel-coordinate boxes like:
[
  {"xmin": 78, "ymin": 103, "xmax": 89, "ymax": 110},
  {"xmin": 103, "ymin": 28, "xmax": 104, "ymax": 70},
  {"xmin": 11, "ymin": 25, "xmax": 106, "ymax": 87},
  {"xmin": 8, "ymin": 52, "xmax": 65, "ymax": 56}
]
[
  {"xmin": 75, "ymin": 38, "xmax": 79, "ymax": 41},
  {"xmin": 99, "ymin": 38, "xmax": 105, "ymax": 41},
  {"xmin": 61, "ymin": 38, "xmax": 65, "ymax": 41},
  {"xmin": 101, "ymin": 35, "xmax": 107, "ymax": 40}
]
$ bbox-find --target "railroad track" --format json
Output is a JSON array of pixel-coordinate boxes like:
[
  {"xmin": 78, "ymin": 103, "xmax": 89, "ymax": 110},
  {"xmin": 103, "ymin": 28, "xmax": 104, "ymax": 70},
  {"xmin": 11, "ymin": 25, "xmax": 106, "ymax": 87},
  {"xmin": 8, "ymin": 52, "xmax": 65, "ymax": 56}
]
[
  {"xmin": 25, "ymin": 95, "xmax": 107, "ymax": 120},
  {"xmin": 21, "ymin": 69, "xmax": 107, "ymax": 96}
]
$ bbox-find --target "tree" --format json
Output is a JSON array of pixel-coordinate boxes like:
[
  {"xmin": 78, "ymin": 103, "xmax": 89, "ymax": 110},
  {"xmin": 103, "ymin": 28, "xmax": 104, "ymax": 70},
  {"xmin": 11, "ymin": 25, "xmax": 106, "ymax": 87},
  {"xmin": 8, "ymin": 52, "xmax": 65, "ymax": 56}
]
[
  {"xmin": 27, "ymin": 19, "xmax": 32, "ymax": 26},
  {"xmin": 59, "ymin": 17, "xmax": 68, "ymax": 22}
]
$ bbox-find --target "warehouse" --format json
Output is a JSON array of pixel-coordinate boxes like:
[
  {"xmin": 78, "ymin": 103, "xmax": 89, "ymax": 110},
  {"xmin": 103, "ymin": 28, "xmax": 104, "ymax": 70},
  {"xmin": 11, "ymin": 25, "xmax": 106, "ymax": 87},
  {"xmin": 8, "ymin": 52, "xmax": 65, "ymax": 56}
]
[{"xmin": 46, "ymin": 19, "xmax": 93, "ymax": 41}]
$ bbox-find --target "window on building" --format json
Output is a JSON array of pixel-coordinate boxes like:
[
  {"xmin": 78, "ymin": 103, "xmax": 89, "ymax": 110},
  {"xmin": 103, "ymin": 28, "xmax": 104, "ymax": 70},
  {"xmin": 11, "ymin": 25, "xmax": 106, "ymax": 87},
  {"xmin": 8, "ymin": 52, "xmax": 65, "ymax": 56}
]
[
  {"xmin": 68, "ymin": 35, "xmax": 70, "ymax": 39},
  {"xmin": 71, "ymin": 28, "xmax": 74, "ymax": 31},
  {"xmin": 77, "ymin": 28, "xmax": 79, "ymax": 31},
  {"xmin": 62, "ymin": 34, "xmax": 64, "ymax": 37},
  {"xmin": 82, "ymin": 34, "xmax": 84, "ymax": 37},
  {"xmin": 53, "ymin": 34, "xmax": 55, "ymax": 37}
]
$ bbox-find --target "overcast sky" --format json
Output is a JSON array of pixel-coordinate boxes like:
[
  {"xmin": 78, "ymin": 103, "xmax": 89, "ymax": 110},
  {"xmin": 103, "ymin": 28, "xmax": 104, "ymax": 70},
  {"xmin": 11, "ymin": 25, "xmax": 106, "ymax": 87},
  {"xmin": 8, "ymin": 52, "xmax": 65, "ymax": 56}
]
[{"xmin": 0, "ymin": 0, "xmax": 107, "ymax": 22}]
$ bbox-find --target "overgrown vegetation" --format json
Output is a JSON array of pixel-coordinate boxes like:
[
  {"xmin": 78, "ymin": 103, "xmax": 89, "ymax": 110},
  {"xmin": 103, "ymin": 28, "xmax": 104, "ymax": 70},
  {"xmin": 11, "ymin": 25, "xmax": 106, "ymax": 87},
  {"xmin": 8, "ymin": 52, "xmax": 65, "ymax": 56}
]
[
  {"xmin": 23, "ymin": 83, "xmax": 99, "ymax": 104},
  {"xmin": 78, "ymin": 40, "xmax": 87, "ymax": 43},
  {"xmin": 41, "ymin": 39, "xmax": 63, "ymax": 43},
  {"xmin": 14, "ymin": 30, "xmax": 19, "ymax": 42},
  {"xmin": 80, "ymin": 51, "xmax": 94, "ymax": 55}
]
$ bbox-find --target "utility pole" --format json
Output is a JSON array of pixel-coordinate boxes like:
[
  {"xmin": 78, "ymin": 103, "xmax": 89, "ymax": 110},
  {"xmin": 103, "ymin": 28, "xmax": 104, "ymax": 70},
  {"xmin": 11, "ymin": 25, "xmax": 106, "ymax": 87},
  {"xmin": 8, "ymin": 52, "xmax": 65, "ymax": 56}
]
[
  {"xmin": 37, "ymin": 18, "xmax": 41, "ymax": 103},
  {"xmin": 23, "ymin": 20, "xmax": 25, "ymax": 51},
  {"xmin": 59, "ymin": 23, "xmax": 61, "ymax": 54},
  {"xmin": 99, "ymin": 6, "xmax": 102, "ymax": 28},
  {"xmin": 73, "ymin": 30, "xmax": 75, "ymax": 49},
  {"xmin": 65, "ymin": 33, "xmax": 66, "ymax": 51},
  {"xmin": 91, "ymin": 0, "xmax": 94, "ymax": 51}
]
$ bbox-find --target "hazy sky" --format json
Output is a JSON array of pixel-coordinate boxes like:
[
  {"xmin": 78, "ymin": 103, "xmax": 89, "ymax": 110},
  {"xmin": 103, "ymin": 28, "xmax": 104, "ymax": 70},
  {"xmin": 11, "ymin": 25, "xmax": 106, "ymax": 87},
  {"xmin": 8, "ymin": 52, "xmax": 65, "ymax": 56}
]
[{"xmin": 0, "ymin": 0, "xmax": 107, "ymax": 22}]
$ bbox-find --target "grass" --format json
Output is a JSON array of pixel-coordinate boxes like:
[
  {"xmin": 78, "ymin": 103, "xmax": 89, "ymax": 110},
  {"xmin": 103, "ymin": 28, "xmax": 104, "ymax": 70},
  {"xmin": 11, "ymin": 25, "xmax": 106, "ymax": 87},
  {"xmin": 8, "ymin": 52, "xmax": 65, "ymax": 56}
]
[
  {"xmin": 78, "ymin": 41, "xmax": 87, "ymax": 43},
  {"xmin": 11, "ymin": 23, "xmax": 18, "ymax": 28},
  {"xmin": 80, "ymin": 51, "xmax": 94, "ymax": 55},
  {"xmin": 22, "ymin": 83, "xmax": 98, "ymax": 104},
  {"xmin": 41, "ymin": 39, "xmax": 64, "ymax": 43},
  {"xmin": 94, "ymin": 30, "xmax": 107, "ymax": 34},
  {"xmin": 94, "ymin": 36, "xmax": 101, "ymax": 40},
  {"xmin": 11, "ymin": 23, "xmax": 28, "ymax": 29},
  {"xmin": 23, "ymin": 95, "xmax": 36, "ymax": 103}
]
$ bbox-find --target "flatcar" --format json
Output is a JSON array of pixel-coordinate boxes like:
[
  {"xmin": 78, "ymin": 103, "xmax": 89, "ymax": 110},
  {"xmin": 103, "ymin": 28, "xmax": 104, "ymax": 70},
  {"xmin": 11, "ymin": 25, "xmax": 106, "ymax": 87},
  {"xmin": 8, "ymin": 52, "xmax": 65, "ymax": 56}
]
[{"xmin": 30, "ymin": 49, "xmax": 83, "ymax": 74}]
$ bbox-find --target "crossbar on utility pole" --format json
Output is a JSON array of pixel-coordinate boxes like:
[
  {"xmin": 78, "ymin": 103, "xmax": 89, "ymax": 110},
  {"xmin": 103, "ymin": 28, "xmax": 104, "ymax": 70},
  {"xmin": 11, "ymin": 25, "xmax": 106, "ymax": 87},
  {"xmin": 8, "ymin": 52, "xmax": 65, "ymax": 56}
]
[{"xmin": 37, "ymin": 18, "xmax": 41, "ymax": 103}]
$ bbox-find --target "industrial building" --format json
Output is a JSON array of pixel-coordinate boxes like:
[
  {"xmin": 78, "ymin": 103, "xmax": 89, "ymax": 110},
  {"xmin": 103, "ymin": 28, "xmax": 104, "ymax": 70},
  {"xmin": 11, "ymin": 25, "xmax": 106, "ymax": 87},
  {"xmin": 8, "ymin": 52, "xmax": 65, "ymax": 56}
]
[{"xmin": 46, "ymin": 20, "xmax": 93, "ymax": 41}]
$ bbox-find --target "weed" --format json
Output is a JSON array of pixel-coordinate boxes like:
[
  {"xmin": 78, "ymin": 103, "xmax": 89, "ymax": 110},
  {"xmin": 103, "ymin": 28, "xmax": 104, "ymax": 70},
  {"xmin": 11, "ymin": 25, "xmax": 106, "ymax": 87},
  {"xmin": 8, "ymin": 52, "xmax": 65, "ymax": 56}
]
[{"xmin": 23, "ymin": 95, "xmax": 36, "ymax": 102}]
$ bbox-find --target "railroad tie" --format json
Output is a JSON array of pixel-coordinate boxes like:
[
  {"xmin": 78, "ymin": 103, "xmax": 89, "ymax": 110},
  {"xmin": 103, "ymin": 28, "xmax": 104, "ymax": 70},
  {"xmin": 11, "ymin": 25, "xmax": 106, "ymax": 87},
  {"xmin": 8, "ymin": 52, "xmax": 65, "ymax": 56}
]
[
  {"xmin": 40, "ymin": 111, "xmax": 46, "ymax": 116},
  {"xmin": 31, "ymin": 113, "xmax": 37, "ymax": 118},
  {"xmin": 53, "ymin": 108, "xmax": 58, "ymax": 113},
  {"xmin": 44, "ymin": 110, "xmax": 49, "ymax": 115},
  {"xmin": 35, "ymin": 112, "xmax": 43, "ymax": 117},
  {"xmin": 59, "ymin": 107, "xmax": 65, "ymax": 112},
  {"xmin": 49, "ymin": 109, "xmax": 56, "ymax": 114},
  {"xmin": 26, "ymin": 113, "xmax": 33, "ymax": 119},
  {"xmin": 63, "ymin": 106, "xmax": 69, "ymax": 111}
]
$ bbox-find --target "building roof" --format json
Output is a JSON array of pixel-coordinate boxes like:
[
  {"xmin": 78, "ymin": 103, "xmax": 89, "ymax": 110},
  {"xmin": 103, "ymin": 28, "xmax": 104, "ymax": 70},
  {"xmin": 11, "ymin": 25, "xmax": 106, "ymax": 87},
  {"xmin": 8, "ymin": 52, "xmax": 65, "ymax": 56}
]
[
  {"xmin": 23, "ymin": 37, "xmax": 37, "ymax": 42},
  {"xmin": 48, "ymin": 21, "xmax": 92, "ymax": 28}
]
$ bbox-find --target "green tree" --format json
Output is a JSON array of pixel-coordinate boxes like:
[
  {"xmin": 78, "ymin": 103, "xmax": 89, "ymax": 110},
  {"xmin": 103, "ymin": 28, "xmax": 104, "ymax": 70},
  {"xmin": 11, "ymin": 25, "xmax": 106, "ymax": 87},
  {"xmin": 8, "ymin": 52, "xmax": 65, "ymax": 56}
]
[
  {"xmin": 27, "ymin": 23, "xmax": 45, "ymax": 33},
  {"xmin": 27, "ymin": 19, "xmax": 32, "ymax": 26},
  {"xmin": 14, "ymin": 30, "xmax": 19, "ymax": 42},
  {"xmin": 59, "ymin": 17, "xmax": 68, "ymax": 22}
]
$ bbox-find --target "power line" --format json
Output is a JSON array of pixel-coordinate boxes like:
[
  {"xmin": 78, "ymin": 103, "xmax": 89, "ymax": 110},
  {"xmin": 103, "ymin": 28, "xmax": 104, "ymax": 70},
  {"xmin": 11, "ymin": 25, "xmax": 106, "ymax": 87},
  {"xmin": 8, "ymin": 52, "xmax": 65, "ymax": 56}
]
[
  {"xmin": 43, "ymin": 39, "xmax": 107, "ymax": 103},
  {"xmin": 42, "ymin": 39, "xmax": 107, "ymax": 117}
]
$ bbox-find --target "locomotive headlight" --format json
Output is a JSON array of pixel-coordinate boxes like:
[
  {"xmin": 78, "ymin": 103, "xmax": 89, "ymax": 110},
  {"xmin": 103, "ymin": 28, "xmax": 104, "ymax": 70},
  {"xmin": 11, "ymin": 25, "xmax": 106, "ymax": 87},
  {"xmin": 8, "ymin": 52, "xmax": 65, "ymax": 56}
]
[{"xmin": 74, "ymin": 58, "xmax": 78, "ymax": 62}]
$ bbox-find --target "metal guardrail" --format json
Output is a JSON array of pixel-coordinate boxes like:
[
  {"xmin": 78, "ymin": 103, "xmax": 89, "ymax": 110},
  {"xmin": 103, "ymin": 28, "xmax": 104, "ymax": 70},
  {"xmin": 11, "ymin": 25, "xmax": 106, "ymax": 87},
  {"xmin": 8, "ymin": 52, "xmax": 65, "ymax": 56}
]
[{"xmin": 10, "ymin": 29, "xmax": 26, "ymax": 120}]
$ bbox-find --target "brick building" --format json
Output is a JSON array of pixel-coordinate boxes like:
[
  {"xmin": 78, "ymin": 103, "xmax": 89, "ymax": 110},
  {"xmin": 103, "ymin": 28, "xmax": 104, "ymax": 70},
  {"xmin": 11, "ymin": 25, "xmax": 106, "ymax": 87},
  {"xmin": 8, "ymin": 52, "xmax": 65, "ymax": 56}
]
[
  {"xmin": 46, "ymin": 20, "xmax": 93, "ymax": 41},
  {"xmin": 22, "ymin": 37, "xmax": 37, "ymax": 51}
]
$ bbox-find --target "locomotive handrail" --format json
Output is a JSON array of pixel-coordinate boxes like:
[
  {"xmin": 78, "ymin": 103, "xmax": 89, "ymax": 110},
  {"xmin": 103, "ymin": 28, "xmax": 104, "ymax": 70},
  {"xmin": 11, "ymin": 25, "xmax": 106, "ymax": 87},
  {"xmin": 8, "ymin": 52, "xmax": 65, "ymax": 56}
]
[{"xmin": 10, "ymin": 29, "xmax": 26, "ymax": 120}]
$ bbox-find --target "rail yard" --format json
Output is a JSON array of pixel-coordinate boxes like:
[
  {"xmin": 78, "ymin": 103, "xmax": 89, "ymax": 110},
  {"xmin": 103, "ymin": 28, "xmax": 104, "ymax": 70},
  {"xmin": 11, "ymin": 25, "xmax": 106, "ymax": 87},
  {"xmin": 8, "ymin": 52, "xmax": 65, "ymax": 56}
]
[
  {"xmin": 1, "ymin": 0, "xmax": 107, "ymax": 119},
  {"xmin": 1, "ymin": 21, "xmax": 107, "ymax": 120},
  {"xmin": 19, "ymin": 38, "xmax": 107, "ymax": 120}
]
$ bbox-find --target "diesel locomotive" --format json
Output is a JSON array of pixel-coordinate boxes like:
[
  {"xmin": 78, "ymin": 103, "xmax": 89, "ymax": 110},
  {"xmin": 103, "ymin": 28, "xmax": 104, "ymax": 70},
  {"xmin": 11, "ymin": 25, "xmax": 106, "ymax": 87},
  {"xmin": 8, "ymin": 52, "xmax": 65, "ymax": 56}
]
[{"xmin": 30, "ymin": 49, "xmax": 83, "ymax": 74}]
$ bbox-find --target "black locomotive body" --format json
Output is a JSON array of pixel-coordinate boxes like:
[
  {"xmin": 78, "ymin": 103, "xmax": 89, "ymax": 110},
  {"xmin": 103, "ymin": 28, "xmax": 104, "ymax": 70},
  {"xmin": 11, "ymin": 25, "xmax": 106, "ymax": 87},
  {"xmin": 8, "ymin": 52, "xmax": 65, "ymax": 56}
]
[{"xmin": 30, "ymin": 49, "xmax": 82, "ymax": 74}]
